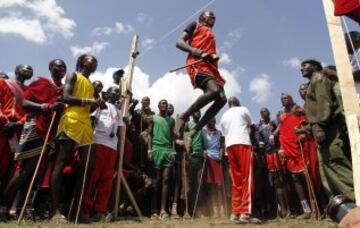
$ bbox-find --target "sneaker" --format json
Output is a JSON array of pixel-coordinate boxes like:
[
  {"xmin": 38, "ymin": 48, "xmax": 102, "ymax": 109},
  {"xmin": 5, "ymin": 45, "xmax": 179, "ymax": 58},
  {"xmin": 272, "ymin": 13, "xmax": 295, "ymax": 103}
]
[
  {"xmin": 230, "ymin": 213, "xmax": 239, "ymax": 223},
  {"xmin": 239, "ymin": 214, "xmax": 261, "ymax": 224}
]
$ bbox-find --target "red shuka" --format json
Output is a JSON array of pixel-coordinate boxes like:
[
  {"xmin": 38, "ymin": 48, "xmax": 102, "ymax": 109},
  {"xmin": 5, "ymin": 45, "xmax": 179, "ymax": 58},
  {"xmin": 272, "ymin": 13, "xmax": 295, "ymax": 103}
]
[
  {"xmin": 23, "ymin": 77, "xmax": 62, "ymax": 140},
  {"xmin": 279, "ymin": 110, "xmax": 309, "ymax": 173},
  {"xmin": 0, "ymin": 79, "xmax": 27, "ymax": 177},
  {"xmin": 0, "ymin": 79, "xmax": 27, "ymax": 126},
  {"xmin": 186, "ymin": 23, "xmax": 225, "ymax": 88}
]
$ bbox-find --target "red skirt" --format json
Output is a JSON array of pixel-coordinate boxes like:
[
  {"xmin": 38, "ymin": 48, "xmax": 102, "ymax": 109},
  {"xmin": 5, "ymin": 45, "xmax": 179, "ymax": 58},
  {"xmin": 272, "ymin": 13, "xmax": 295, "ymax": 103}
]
[
  {"xmin": 204, "ymin": 158, "xmax": 223, "ymax": 185},
  {"xmin": 265, "ymin": 152, "xmax": 283, "ymax": 172}
]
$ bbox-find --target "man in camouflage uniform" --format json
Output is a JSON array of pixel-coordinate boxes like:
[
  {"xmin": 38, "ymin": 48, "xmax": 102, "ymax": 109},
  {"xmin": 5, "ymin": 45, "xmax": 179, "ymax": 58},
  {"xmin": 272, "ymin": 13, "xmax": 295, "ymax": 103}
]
[{"xmin": 300, "ymin": 59, "xmax": 354, "ymax": 201}]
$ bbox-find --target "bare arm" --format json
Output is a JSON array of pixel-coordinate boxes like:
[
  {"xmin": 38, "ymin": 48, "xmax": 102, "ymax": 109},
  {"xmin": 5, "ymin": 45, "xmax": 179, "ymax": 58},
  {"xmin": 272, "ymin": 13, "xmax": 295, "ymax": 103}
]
[
  {"xmin": 147, "ymin": 116, "xmax": 153, "ymax": 152},
  {"xmin": 22, "ymin": 99, "xmax": 44, "ymax": 113},
  {"xmin": 62, "ymin": 73, "xmax": 97, "ymax": 106},
  {"xmin": 23, "ymin": 98, "xmax": 65, "ymax": 113},
  {"xmin": 129, "ymin": 99, "xmax": 139, "ymax": 117},
  {"xmin": 171, "ymin": 119, "xmax": 175, "ymax": 150},
  {"xmin": 176, "ymin": 31, "xmax": 195, "ymax": 54},
  {"xmin": 146, "ymin": 116, "xmax": 154, "ymax": 162},
  {"xmin": 62, "ymin": 73, "xmax": 80, "ymax": 105}
]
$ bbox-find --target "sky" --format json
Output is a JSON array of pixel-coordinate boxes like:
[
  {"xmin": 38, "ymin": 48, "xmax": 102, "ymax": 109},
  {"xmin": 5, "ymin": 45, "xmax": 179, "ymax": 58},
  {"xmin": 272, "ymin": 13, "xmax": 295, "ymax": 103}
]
[{"xmin": 0, "ymin": 0, "xmax": 358, "ymax": 122}]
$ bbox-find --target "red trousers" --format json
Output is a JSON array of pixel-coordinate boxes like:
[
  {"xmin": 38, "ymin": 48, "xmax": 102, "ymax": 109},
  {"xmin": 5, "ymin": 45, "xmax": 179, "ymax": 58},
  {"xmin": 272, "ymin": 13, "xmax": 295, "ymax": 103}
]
[
  {"xmin": 306, "ymin": 138, "xmax": 322, "ymax": 194},
  {"xmin": 0, "ymin": 135, "xmax": 12, "ymax": 178},
  {"xmin": 83, "ymin": 144, "xmax": 117, "ymax": 214},
  {"xmin": 227, "ymin": 144, "xmax": 254, "ymax": 215}
]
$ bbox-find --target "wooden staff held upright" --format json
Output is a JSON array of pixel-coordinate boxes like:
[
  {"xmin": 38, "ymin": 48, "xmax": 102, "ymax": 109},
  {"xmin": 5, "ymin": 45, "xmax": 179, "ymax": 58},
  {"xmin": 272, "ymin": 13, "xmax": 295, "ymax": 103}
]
[
  {"xmin": 114, "ymin": 35, "xmax": 142, "ymax": 218},
  {"xmin": 17, "ymin": 112, "xmax": 57, "ymax": 226}
]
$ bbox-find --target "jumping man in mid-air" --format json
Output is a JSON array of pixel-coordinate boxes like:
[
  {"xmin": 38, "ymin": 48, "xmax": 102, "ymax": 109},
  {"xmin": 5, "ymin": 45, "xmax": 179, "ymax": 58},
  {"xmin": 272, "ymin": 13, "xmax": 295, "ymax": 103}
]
[{"xmin": 175, "ymin": 11, "xmax": 226, "ymax": 152}]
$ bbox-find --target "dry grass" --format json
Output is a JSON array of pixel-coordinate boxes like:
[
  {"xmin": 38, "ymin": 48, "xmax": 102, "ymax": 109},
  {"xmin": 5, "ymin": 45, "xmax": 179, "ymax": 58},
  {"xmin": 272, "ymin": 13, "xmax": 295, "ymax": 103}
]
[{"xmin": 1, "ymin": 217, "xmax": 337, "ymax": 228}]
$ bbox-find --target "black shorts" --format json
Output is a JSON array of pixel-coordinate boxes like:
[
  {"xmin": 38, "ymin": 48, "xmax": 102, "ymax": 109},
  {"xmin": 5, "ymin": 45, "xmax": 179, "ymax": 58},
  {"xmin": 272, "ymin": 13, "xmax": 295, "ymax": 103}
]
[{"xmin": 195, "ymin": 72, "xmax": 214, "ymax": 90}]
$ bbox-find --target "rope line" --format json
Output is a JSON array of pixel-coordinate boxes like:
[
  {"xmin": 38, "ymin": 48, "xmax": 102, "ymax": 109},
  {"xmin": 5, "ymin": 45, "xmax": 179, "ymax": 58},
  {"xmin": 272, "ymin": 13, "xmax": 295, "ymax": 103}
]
[{"xmin": 342, "ymin": 16, "xmax": 360, "ymax": 71}]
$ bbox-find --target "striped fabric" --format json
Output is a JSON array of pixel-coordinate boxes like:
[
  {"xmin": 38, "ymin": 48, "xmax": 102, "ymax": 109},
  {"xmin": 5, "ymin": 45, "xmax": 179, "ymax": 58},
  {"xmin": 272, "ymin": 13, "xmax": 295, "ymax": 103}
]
[{"xmin": 15, "ymin": 118, "xmax": 43, "ymax": 160}]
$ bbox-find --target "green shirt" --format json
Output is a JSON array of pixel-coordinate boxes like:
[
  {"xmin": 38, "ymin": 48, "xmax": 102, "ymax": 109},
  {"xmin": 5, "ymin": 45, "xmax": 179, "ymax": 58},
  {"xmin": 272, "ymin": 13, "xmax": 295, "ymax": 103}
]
[
  {"xmin": 187, "ymin": 120, "xmax": 203, "ymax": 155},
  {"xmin": 152, "ymin": 115, "xmax": 172, "ymax": 148},
  {"xmin": 305, "ymin": 72, "xmax": 341, "ymax": 133}
]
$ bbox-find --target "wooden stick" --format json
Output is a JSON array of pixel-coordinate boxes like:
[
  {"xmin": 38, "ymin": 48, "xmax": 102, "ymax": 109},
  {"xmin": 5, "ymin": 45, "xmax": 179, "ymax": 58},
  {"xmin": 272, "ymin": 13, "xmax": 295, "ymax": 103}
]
[
  {"xmin": 119, "ymin": 172, "xmax": 143, "ymax": 218},
  {"xmin": 219, "ymin": 159, "xmax": 229, "ymax": 217},
  {"xmin": 182, "ymin": 154, "xmax": 190, "ymax": 218},
  {"xmin": 74, "ymin": 144, "xmax": 92, "ymax": 224},
  {"xmin": 169, "ymin": 59, "xmax": 203, "ymax": 73},
  {"xmin": 322, "ymin": 0, "xmax": 360, "ymax": 205},
  {"xmin": 298, "ymin": 141, "xmax": 320, "ymax": 220},
  {"xmin": 114, "ymin": 35, "xmax": 140, "ymax": 216},
  {"xmin": 114, "ymin": 123, "xmax": 126, "ymax": 214},
  {"xmin": 17, "ymin": 112, "xmax": 57, "ymax": 226},
  {"xmin": 192, "ymin": 158, "xmax": 206, "ymax": 219},
  {"xmin": 67, "ymin": 198, "xmax": 75, "ymax": 219}
]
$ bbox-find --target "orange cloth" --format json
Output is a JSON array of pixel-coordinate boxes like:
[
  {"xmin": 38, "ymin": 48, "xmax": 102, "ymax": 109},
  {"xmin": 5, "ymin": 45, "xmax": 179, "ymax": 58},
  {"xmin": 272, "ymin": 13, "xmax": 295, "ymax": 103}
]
[
  {"xmin": 0, "ymin": 79, "xmax": 26, "ymax": 178},
  {"xmin": 265, "ymin": 152, "xmax": 283, "ymax": 173},
  {"xmin": 279, "ymin": 111, "xmax": 309, "ymax": 173},
  {"xmin": 0, "ymin": 79, "xmax": 26, "ymax": 126},
  {"xmin": 186, "ymin": 23, "xmax": 225, "ymax": 88}
]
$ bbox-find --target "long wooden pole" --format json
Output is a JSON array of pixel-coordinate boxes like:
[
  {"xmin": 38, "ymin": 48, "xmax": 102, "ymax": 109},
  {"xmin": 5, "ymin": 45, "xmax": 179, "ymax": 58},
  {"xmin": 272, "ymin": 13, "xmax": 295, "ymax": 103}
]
[
  {"xmin": 75, "ymin": 144, "xmax": 92, "ymax": 224},
  {"xmin": 322, "ymin": 0, "xmax": 360, "ymax": 205},
  {"xmin": 114, "ymin": 35, "xmax": 141, "ymax": 216},
  {"xmin": 17, "ymin": 112, "xmax": 57, "ymax": 226}
]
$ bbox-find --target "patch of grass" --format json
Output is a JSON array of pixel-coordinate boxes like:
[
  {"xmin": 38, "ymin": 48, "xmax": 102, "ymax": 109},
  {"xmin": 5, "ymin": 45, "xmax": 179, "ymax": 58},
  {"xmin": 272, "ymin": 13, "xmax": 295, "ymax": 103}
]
[{"xmin": 1, "ymin": 217, "xmax": 337, "ymax": 228}]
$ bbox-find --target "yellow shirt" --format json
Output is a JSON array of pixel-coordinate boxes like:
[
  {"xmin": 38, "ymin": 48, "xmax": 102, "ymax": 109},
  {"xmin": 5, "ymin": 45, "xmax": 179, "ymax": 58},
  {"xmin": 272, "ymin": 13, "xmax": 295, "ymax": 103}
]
[{"xmin": 57, "ymin": 72, "xmax": 94, "ymax": 146}]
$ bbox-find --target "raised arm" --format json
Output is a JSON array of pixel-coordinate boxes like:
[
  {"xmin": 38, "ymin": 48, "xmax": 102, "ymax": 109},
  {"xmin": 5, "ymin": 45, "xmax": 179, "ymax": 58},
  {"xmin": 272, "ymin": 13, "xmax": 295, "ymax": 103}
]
[
  {"xmin": 176, "ymin": 21, "xmax": 207, "ymax": 60},
  {"xmin": 176, "ymin": 31, "xmax": 195, "ymax": 54}
]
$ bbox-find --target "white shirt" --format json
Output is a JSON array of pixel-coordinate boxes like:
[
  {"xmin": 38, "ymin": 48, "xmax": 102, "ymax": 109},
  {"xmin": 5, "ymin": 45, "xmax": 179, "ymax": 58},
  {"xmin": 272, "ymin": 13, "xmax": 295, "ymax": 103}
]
[
  {"xmin": 220, "ymin": 106, "xmax": 253, "ymax": 148},
  {"xmin": 93, "ymin": 103, "xmax": 123, "ymax": 150}
]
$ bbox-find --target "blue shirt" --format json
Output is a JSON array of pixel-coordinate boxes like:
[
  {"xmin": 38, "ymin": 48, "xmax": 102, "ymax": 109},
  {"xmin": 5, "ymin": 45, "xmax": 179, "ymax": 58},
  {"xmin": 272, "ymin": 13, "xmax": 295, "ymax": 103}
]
[
  {"xmin": 255, "ymin": 120, "xmax": 279, "ymax": 153},
  {"xmin": 202, "ymin": 128, "xmax": 221, "ymax": 160}
]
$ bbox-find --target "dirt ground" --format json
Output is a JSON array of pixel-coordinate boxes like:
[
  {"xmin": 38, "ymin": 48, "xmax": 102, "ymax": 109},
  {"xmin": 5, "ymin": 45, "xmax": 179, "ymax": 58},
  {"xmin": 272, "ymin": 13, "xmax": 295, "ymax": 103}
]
[{"xmin": 1, "ymin": 217, "xmax": 337, "ymax": 228}]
